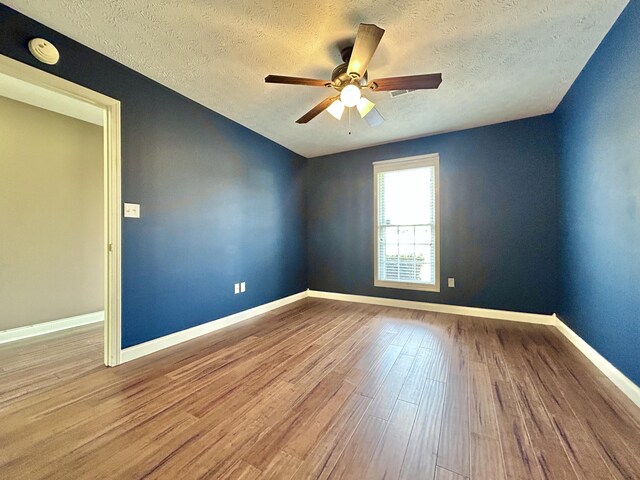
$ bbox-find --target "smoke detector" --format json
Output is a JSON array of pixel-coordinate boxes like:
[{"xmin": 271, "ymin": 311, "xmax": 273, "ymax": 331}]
[{"xmin": 28, "ymin": 38, "xmax": 60, "ymax": 65}]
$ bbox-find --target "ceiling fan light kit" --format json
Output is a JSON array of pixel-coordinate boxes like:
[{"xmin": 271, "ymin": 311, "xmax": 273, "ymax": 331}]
[{"xmin": 265, "ymin": 23, "xmax": 442, "ymax": 128}]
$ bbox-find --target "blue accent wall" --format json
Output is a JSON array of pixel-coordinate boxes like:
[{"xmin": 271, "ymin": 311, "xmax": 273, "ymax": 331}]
[
  {"xmin": 556, "ymin": 2, "xmax": 640, "ymax": 385},
  {"xmin": 0, "ymin": 5, "xmax": 308, "ymax": 348},
  {"xmin": 307, "ymin": 116, "xmax": 560, "ymax": 315}
]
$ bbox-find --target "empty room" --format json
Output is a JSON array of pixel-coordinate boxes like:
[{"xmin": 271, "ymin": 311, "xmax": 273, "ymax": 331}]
[{"xmin": 0, "ymin": 1, "xmax": 638, "ymax": 479}]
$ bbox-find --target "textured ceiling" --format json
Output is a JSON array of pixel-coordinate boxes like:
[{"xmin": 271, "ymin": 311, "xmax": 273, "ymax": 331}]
[{"xmin": 6, "ymin": 0, "xmax": 628, "ymax": 157}]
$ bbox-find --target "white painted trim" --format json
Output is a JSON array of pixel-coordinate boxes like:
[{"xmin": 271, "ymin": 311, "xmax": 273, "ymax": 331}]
[
  {"xmin": 372, "ymin": 153, "xmax": 440, "ymax": 166},
  {"xmin": 0, "ymin": 311, "xmax": 104, "ymax": 345},
  {"xmin": 103, "ymin": 100, "xmax": 122, "ymax": 367},
  {"xmin": 307, "ymin": 290, "xmax": 554, "ymax": 324},
  {"xmin": 373, "ymin": 153, "xmax": 441, "ymax": 293},
  {"xmin": 306, "ymin": 290, "xmax": 638, "ymax": 407},
  {"xmin": 121, "ymin": 286, "xmax": 637, "ymax": 407},
  {"xmin": 120, "ymin": 291, "xmax": 308, "ymax": 363},
  {"xmin": 553, "ymin": 315, "xmax": 640, "ymax": 408},
  {"xmin": 0, "ymin": 71, "xmax": 104, "ymax": 125},
  {"xmin": 0, "ymin": 54, "xmax": 122, "ymax": 367}
]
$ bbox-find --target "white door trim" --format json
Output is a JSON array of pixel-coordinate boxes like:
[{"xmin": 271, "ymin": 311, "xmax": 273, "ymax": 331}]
[{"xmin": 0, "ymin": 54, "xmax": 122, "ymax": 366}]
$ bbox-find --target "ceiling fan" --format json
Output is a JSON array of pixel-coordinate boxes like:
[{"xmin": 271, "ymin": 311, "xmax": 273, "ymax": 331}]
[{"xmin": 265, "ymin": 23, "xmax": 442, "ymax": 126}]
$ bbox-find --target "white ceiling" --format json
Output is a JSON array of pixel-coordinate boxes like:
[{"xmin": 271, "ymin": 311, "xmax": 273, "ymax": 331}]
[
  {"xmin": 6, "ymin": 0, "xmax": 628, "ymax": 158},
  {"xmin": 0, "ymin": 72, "xmax": 104, "ymax": 126}
]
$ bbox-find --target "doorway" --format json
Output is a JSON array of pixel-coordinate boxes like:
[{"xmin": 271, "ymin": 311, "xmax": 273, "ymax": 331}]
[{"xmin": 0, "ymin": 54, "xmax": 121, "ymax": 367}]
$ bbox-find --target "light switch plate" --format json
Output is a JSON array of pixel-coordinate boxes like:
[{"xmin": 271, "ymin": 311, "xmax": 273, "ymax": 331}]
[
  {"xmin": 240, "ymin": 282, "xmax": 246, "ymax": 293},
  {"xmin": 448, "ymin": 278, "xmax": 455, "ymax": 288},
  {"xmin": 234, "ymin": 283, "xmax": 240, "ymax": 294},
  {"xmin": 123, "ymin": 203, "xmax": 140, "ymax": 218}
]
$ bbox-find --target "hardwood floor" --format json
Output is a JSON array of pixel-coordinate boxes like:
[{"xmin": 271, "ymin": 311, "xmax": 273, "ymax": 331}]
[
  {"xmin": 0, "ymin": 323, "xmax": 103, "ymax": 408},
  {"xmin": 1, "ymin": 298, "xmax": 638, "ymax": 479}
]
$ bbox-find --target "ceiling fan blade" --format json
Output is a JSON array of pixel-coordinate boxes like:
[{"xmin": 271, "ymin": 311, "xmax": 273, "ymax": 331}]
[
  {"xmin": 347, "ymin": 24, "xmax": 385, "ymax": 79},
  {"xmin": 265, "ymin": 75, "xmax": 330, "ymax": 87},
  {"xmin": 296, "ymin": 96, "xmax": 339, "ymax": 124},
  {"xmin": 364, "ymin": 107, "xmax": 384, "ymax": 127},
  {"xmin": 368, "ymin": 73, "xmax": 442, "ymax": 91}
]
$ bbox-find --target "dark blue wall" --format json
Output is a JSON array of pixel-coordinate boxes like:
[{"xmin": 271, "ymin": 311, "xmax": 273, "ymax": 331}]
[
  {"xmin": 556, "ymin": 2, "xmax": 639, "ymax": 385},
  {"xmin": 307, "ymin": 116, "xmax": 560, "ymax": 315},
  {"xmin": 0, "ymin": 5, "xmax": 307, "ymax": 348}
]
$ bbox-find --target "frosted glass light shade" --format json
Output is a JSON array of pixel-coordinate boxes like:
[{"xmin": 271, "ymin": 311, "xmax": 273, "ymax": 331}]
[
  {"xmin": 356, "ymin": 97, "xmax": 375, "ymax": 118},
  {"xmin": 340, "ymin": 84, "xmax": 361, "ymax": 107},
  {"xmin": 327, "ymin": 99, "xmax": 345, "ymax": 120}
]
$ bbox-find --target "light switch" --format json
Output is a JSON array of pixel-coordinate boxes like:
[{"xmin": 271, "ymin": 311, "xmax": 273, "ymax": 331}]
[
  {"xmin": 234, "ymin": 283, "xmax": 240, "ymax": 294},
  {"xmin": 123, "ymin": 203, "xmax": 140, "ymax": 218},
  {"xmin": 240, "ymin": 282, "xmax": 246, "ymax": 293},
  {"xmin": 448, "ymin": 278, "xmax": 455, "ymax": 288}
]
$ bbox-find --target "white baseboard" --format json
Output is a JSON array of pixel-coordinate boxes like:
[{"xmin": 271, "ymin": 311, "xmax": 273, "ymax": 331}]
[
  {"xmin": 307, "ymin": 290, "xmax": 555, "ymax": 325},
  {"xmin": 120, "ymin": 289, "xmax": 553, "ymax": 364},
  {"xmin": 553, "ymin": 315, "xmax": 640, "ymax": 408},
  {"xmin": 0, "ymin": 311, "xmax": 104, "ymax": 345},
  {"xmin": 119, "ymin": 287, "xmax": 639, "ymax": 408},
  {"xmin": 308, "ymin": 290, "xmax": 638, "ymax": 407},
  {"xmin": 120, "ymin": 291, "xmax": 308, "ymax": 363}
]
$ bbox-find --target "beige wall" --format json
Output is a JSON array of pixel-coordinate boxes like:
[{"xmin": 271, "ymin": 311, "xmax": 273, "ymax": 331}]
[{"xmin": 0, "ymin": 96, "xmax": 103, "ymax": 331}]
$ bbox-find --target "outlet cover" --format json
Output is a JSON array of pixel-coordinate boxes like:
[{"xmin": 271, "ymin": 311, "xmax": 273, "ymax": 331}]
[
  {"xmin": 234, "ymin": 283, "xmax": 240, "ymax": 294},
  {"xmin": 448, "ymin": 278, "xmax": 455, "ymax": 288},
  {"xmin": 123, "ymin": 203, "xmax": 140, "ymax": 218},
  {"xmin": 240, "ymin": 282, "xmax": 246, "ymax": 293}
]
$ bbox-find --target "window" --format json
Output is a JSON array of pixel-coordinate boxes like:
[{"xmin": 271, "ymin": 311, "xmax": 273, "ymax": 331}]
[{"xmin": 374, "ymin": 154, "xmax": 440, "ymax": 292}]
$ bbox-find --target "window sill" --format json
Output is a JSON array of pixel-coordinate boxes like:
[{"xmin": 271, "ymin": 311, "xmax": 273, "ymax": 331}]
[{"xmin": 374, "ymin": 280, "xmax": 441, "ymax": 293}]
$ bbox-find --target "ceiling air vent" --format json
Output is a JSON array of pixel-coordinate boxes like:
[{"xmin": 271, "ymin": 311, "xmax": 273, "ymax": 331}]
[{"xmin": 389, "ymin": 89, "xmax": 416, "ymax": 97}]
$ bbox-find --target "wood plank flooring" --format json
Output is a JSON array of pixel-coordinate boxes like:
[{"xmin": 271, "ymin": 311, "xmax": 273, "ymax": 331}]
[
  {"xmin": 0, "ymin": 323, "xmax": 103, "ymax": 407},
  {"xmin": 0, "ymin": 298, "xmax": 638, "ymax": 479}
]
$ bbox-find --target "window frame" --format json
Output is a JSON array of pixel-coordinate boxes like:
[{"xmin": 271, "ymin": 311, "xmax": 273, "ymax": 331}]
[{"xmin": 373, "ymin": 153, "xmax": 441, "ymax": 292}]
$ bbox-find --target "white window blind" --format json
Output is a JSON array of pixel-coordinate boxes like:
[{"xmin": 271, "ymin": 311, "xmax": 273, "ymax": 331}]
[{"xmin": 374, "ymin": 154, "xmax": 440, "ymax": 292}]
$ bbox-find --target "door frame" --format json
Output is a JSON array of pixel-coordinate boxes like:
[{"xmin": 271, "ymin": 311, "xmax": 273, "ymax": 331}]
[{"xmin": 0, "ymin": 54, "xmax": 122, "ymax": 366}]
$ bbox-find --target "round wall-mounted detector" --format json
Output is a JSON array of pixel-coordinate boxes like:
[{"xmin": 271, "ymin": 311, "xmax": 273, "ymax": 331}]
[{"xmin": 28, "ymin": 38, "xmax": 60, "ymax": 65}]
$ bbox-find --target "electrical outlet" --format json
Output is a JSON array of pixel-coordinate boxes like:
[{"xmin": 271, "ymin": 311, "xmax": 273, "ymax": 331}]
[
  {"xmin": 234, "ymin": 283, "xmax": 240, "ymax": 294},
  {"xmin": 240, "ymin": 282, "xmax": 246, "ymax": 293},
  {"xmin": 448, "ymin": 278, "xmax": 455, "ymax": 288},
  {"xmin": 123, "ymin": 203, "xmax": 140, "ymax": 218}
]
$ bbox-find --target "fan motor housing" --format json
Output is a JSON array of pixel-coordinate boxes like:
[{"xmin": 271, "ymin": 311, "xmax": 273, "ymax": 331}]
[
  {"xmin": 331, "ymin": 47, "xmax": 368, "ymax": 90},
  {"xmin": 331, "ymin": 63, "xmax": 351, "ymax": 89}
]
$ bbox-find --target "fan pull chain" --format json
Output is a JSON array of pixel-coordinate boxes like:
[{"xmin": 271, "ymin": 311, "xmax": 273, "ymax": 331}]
[{"xmin": 348, "ymin": 107, "xmax": 352, "ymax": 135}]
